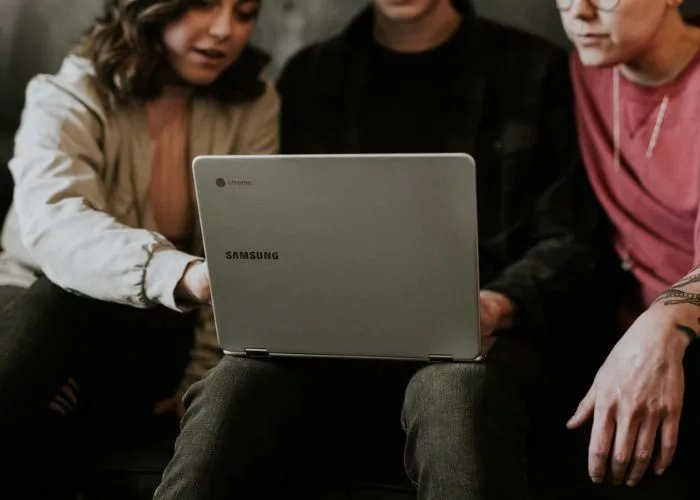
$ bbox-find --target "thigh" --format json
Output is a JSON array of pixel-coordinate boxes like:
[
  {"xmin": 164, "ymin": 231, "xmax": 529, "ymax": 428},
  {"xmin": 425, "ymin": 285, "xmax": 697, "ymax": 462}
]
[
  {"xmin": 155, "ymin": 355, "xmax": 316, "ymax": 499},
  {"xmin": 0, "ymin": 278, "xmax": 93, "ymax": 440},
  {"xmin": 403, "ymin": 333, "xmax": 544, "ymax": 436},
  {"xmin": 0, "ymin": 277, "xmax": 194, "ymax": 442},
  {"xmin": 0, "ymin": 285, "xmax": 24, "ymax": 313},
  {"xmin": 400, "ymin": 335, "xmax": 544, "ymax": 499}
]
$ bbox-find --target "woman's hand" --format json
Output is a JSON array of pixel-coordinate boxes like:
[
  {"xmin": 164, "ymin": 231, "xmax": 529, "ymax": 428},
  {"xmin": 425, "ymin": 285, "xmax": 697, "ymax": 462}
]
[{"xmin": 176, "ymin": 260, "xmax": 211, "ymax": 304}]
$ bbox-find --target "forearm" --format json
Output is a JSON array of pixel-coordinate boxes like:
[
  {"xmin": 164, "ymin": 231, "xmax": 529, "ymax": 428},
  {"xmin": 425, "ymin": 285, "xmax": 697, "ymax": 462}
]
[
  {"xmin": 485, "ymin": 235, "xmax": 597, "ymax": 332},
  {"xmin": 27, "ymin": 220, "xmax": 198, "ymax": 311}
]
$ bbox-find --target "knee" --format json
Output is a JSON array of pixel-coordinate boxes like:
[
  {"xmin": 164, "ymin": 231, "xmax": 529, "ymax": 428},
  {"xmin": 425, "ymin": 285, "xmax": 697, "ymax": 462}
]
[
  {"xmin": 402, "ymin": 363, "xmax": 485, "ymax": 427},
  {"xmin": 184, "ymin": 357, "xmax": 291, "ymax": 422}
]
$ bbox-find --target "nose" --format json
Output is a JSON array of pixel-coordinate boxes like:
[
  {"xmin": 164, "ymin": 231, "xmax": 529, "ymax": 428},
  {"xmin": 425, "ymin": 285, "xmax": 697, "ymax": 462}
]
[
  {"xmin": 208, "ymin": 7, "xmax": 232, "ymax": 41},
  {"xmin": 569, "ymin": 0, "xmax": 596, "ymax": 20}
]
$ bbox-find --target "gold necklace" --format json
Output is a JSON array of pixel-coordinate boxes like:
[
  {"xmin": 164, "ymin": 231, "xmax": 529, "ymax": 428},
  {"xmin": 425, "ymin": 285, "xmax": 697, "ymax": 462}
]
[{"xmin": 613, "ymin": 67, "xmax": 670, "ymax": 271}]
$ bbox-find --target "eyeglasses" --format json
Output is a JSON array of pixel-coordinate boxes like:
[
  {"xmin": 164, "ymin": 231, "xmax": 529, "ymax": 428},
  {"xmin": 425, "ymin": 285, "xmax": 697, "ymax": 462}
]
[{"xmin": 555, "ymin": 0, "xmax": 621, "ymax": 12}]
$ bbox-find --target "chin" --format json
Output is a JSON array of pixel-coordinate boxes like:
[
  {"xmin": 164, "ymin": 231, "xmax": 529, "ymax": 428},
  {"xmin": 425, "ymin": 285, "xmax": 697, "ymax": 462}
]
[
  {"xmin": 383, "ymin": 7, "xmax": 425, "ymax": 22},
  {"xmin": 182, "ymin": 68, "xmax": 222, "ymax": 87},
  {"xmin": 376, "ymin": 0, "xmax": 435, "ymax": 22},
  {"xmin": 575, "ymin": 47, "xmax": 620, "ymax": 69}
]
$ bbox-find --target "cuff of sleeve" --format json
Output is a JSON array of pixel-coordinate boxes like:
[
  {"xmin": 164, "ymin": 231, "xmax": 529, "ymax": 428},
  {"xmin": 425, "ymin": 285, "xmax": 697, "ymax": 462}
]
[{"xmin": 145, "ymin": 248, "xmax": 203, "ymax": 311}]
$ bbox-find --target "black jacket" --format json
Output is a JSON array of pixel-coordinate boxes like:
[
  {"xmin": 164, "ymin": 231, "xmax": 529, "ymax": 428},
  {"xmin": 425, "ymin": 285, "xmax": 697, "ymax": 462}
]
[{"xmin": 276, "ymin": 5, "xmax": 609, "ymax": 338}]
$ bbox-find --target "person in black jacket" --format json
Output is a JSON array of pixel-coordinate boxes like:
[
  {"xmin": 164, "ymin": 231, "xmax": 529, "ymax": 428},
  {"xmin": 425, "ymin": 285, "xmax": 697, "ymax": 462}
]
[{"xmin": 155, "ymin": 1, "xmax": 611, "ymax": 498}]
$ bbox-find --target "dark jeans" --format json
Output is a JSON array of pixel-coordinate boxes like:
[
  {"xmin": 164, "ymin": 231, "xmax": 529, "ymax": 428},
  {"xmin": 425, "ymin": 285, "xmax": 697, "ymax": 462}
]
[
  {"xmin": 0, "ymin": 278, "xmax": 195, "ymax": 499},
  {"xmin": 0, "ymin": 284, "xmax": 23, "ymax": 312},
  {"xmin": 155, "ymin": 326, "xmax": 700, "ymax": 500},
  {"xmin": 155, "ymin": 334, "xmax": 548, "ymax": 500}
]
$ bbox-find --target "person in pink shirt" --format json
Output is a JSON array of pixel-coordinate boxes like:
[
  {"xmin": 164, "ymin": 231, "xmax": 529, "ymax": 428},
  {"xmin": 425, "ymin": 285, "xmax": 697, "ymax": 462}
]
[{"xmin": 559, "ymin": 0, "xmax": 700, "ymax": 494}]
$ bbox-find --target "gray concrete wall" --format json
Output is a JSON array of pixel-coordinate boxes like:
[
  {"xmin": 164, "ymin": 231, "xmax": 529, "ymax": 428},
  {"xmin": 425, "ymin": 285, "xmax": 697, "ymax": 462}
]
[{"xmin": 2, "ymin": 0, "xmax": 700, "ymax": 125}]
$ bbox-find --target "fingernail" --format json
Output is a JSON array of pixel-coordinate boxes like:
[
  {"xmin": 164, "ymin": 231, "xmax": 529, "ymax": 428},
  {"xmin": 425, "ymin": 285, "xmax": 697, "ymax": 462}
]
[
  {"xmin": 591, "ymin": 476, "xmax": 603, "ymax": 484},
  {"xmin": 655, "ymin": 468, "xmax": 665, "ymax": 476},
  {"xmin": 626, "ymin": 480, "xmax": 637, "ymax": 487}
]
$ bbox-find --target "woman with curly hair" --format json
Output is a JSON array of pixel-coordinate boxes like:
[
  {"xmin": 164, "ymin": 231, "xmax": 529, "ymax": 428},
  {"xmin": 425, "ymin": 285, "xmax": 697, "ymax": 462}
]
[{"xmin": 0, "ymin": 0, "xmax": 275, "ymax": 496}]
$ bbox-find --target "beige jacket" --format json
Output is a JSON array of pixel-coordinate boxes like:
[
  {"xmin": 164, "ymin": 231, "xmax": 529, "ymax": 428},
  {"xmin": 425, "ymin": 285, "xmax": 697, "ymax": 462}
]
[{"xmin": 0, "ymin": 55, "xmax": 279, "ymax": 389}]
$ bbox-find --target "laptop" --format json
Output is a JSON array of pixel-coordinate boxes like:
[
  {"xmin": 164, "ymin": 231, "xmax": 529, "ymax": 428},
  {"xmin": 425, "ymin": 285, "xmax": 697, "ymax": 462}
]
[{"xmin": 192, "ymin": 153, "xmax": 482, "ymax": 362}]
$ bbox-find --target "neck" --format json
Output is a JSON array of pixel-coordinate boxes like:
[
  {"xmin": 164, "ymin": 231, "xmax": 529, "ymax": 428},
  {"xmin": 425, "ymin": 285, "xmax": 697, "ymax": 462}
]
[
  {"xmin": 160, "ymin": 84, "xmax": 193, "ymax": 100},
  {"xmin": 373, "ymin": 2, "xmax": 462, "ymax": 53},
  {"xmin": 621, "ymin": 11, "xmax": 700, "ymax": 87}
]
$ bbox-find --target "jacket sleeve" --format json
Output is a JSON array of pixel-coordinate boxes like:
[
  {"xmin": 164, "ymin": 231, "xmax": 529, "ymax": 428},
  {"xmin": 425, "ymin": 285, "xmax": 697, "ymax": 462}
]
[
  {"xmin": 484, "ymin": 52, "xmax": 604, "ymax": 335},
  {"xmin": 9, "ymin": 73, "xmax": 198, "ymax": 310},
  {"xmin": 179, "ymin": 82, "xmax": 281, "ymax": 395}
]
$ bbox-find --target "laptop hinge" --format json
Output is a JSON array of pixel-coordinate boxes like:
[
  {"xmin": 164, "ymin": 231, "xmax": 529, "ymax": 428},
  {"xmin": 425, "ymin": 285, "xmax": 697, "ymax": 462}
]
[
  {"xmin": 244, "ymin": 349, "xmax": 270, "ymax": 358},
  {"xmin": 428, "ymin": 354, "xmax": 453, "ymax": 363}
]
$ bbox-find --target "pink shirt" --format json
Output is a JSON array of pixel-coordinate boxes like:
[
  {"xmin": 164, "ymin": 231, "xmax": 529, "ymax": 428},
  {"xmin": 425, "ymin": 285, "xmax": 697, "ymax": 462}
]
[{"xmin": 571, "ymin": 52, "xmax": 700, "ymax": 307}]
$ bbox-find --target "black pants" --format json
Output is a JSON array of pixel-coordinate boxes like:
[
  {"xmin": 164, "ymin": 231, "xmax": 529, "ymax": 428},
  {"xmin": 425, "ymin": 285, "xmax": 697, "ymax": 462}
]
[{"xmin": 0, "ymin": 277, "xmax": 195, "ymax": 499}]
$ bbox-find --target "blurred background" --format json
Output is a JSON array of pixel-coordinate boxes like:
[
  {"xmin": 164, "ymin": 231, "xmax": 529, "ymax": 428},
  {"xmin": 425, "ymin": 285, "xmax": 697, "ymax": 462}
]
[{"xmin": 1, "ymin": 0, "xmax": 700, "ymax": 132}]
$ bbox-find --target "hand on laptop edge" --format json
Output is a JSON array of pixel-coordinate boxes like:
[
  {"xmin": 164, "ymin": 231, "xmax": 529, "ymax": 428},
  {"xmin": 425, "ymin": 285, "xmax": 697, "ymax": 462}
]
[
  {"xmin": 479, "ymin": 290, "xmax": 515, "ymax": 354},
  {"xmin": 175, "ymin": 260, "xmax": 212, "ymax": 305}
]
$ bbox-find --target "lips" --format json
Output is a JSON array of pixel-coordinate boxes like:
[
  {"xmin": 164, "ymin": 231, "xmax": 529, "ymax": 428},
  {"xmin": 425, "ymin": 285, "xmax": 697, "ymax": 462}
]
[
  {"xmin": 576, "ymin": 33, "xmax": 608, "ymax": 46},
  {"xmin": 192, "ymin": 48, "xmax": 227, "ymax": 61}
]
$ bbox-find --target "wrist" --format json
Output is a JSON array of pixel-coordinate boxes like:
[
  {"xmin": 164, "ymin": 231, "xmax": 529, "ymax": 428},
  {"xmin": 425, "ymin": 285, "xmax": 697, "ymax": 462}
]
[
  {"xmin": 650, "ymin": 271, "xmax": 700, "ymax": 350},
  {"xmin": 645, "ymin": 303, "xmax": 695, "ymax": 354},
  {"xmin": 667, "ymin": 327, "xmax": 692, "ymax": 360}
]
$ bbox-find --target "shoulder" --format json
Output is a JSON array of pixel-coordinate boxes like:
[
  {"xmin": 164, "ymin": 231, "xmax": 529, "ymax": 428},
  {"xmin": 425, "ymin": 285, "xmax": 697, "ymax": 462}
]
[
  {"xmin": 277, "ymin": 35, "xmax": 351, "ymax": 94},
  {"xmin": 23, "ymin": 55, "xmax": 110, "ymax": 125},
  {"xmin": 15, "ymin": 55, "xmax": 111, "ymax": 154},
  {"xmin": 286, "ymin": 33, "xmax": 349, "ymax": 70}
]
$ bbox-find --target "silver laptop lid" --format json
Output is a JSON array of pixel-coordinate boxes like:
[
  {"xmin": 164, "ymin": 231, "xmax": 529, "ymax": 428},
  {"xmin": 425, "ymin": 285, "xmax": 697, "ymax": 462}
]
[{"xmin": 193, "ymin": 154, "xmax": 481, "ymax": 362}]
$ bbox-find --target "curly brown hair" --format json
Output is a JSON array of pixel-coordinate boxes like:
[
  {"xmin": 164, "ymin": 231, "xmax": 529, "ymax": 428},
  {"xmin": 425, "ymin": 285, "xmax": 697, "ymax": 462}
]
[{"xmin": 76, "ymin": 0, "xmax": 269, "ymax": 108}]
